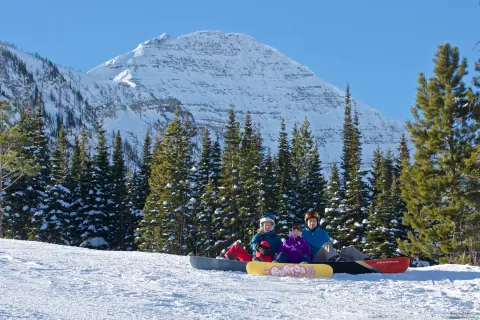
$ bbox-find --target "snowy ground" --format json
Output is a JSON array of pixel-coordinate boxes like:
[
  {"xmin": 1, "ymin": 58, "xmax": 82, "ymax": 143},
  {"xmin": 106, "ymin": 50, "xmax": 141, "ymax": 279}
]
[{"xmin": 1, "ymin": 239, "xmax": 479, "ymax": 320}]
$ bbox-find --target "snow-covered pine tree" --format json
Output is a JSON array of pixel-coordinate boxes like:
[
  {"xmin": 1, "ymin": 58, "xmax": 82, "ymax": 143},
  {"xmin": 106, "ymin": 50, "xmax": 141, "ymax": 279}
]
[
  {"xmin": 322, "ymin": 162, "xmax": 343, "ymax": 244},
  {"xmin": 8, "ymin": 97, "xmax": 51, "ymax": 241},
  {"xmin": 40, "ymin": 126, "xmax": 72, "ymax": 244},
  {"xmin": 213, "ymin": 107, "xmax": 241, "ymax": 254},
  {"xmin": 134, "ymin": 131, "xmax": 152, "ymax": 210},
  {"xmin": 290, "ymin": 118, "xmax": 326, "ymax": 225},
  {"xmin": 259, "ymin": 149, "xmax": 279, "ymax": 216},
  {"xmin": 72, "ymin": 129, "xmax": 95, "ymax": 246},
  {"xmin": 110, "ymin": 131, "xmax": 130, "ymax": 249},
  {"xmin": 337, "ymin": 89, "xmax": 367, "ymax": 249},
  {"xmin": 194, "ymin": 127, "xmax": 222, "ymax": 256},
  {"xmin": 238, "ymin": 111, "xmax": 263, "ymax": 244},
  {"xmin": 276, "ymin": 119, "xmax": 293, "ymax": 237},
  {"xmin": 137, "ymin": 110, "xmax": 196, "ymax": 254},
  {"xmin": 392, "ymin": 133, "xmax": 410, "ymax": 250},
  {"xmin": 365, "ymin": 149, "xmax": 399, "ymax": 258},
  {"xmin": 196, "ymin": 128, "xmax": 214, "ymax": 197},
  {"xmin": 81, "ymin": 121, "xmax": 111, "ymax": 249},
  {"xmin": 0, "ymin": 100, "xmax": 38, "ymax": 238},
  {"xmin": 399, "ymin": 43, "xmax": 479, "ymax": 264}
]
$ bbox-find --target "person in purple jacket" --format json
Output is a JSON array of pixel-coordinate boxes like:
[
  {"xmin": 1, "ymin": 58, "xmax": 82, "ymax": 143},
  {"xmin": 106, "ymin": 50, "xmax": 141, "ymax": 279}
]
[{"xmin": 274, "ymin": 224, "xmax": 311, "ymax": 264}]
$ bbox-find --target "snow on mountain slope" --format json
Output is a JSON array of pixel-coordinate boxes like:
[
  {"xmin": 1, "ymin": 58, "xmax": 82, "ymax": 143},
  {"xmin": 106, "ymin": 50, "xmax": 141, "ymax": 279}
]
[
  {"xmin": 88, "ymin": 31, "xmax": 406, "ymax": 164},
  {"xmin": 1, "ymin": 239, "xmax": 479, "ymax": 319},
  {"xmin": 1, "ymin": 31, "xmax": 406, "ymax": 166}
]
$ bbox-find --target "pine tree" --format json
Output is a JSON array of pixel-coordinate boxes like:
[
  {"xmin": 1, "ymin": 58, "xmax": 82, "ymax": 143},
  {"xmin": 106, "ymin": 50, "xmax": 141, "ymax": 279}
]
[
  {"xmin": 135, "ymin": 131, "xmax": 152, "ymax": 210},
  {"xmin": 110, "ymin": 131, "xmax": 129, "ymax": 249},
  {"xmin": 341, "ymin": 84, "xmax": 354, "ymax": 189},
  {"xmin": 7, "ymin": 98, "xmax": 51, "ymax": 240},
  {"xmin": 0, "ymin": 101, "xmax": 38, "ymax": 238},
  {"xmin": 367, "ymin": 145, "xmax": 383, "ymax": 207},
  {"xmin": 276, "ymin": 119, "xmax": 293, "ymax": 236},
  {"xmin": 322, "ymin": 162, "xmax": 343, "ymax": 244},
  {"xmin": 197, "ymin": 128, "xmax": 214, "ymax": 197},
  {"xmin": 82, "ymin": 121, "xmax": 111, "ymax": 247},
  {"xmin": 137, "ymin": 110, "xmax": 196, "ymax": 254},
  {"xmin": 237, "ymin": 111, "xmax": 263, "ymax": 244},
  {"xmin": 213, "ymin": 107, "xmax": 241, "ymax": 254},
  {"xmin": 196, "ymin": 178, "xmax": 219, "ymax": 257},
  {"xmin": 399, "ymin": 43, "xmax": 479, "ymax": 264},
  {"xmin": 40, "ymin": 126, "xmax": 72, "ymax": 244},
  {"xmin": 337, "ymin": 93, "xmax": 367, "ymax": 249},
  {"xmin": 259, "ymin": 149, "xmax": 279, "ymax": 214},
  {"xmin": 393, "ymin": 133, "xmax": 410, "ymax": 248},
  {"xmin": 290, "ymin": 118, "xmax": 326, "ymax": 222},
  {"xmin": 365, "ymin": 149, "xmax": 399, "ymax": 258},
  {"xmin": 73, "ymin": 129, "xmax": 94, "ymax": 245}
]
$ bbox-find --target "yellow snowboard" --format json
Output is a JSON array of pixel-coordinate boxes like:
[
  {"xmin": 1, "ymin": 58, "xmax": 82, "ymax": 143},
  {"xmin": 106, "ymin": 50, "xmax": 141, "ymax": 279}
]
[{"xmin": 246, "ymin": 261, "xmax": 333, "ymax": 278}]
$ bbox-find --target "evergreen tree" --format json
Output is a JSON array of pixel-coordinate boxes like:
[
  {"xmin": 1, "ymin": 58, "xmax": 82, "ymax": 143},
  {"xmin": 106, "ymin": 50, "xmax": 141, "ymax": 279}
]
[
  {"xmin": 197, "ymin": 128, "xmax": 214, "ymax": 197},
  {"xmin": 337, "ymin": 93, "xmax": 367, "ymax": 249},
  {"xmin": 322, "ymin": 162, "xmax": 343, "ymax": 243},
  {"xmin": 276, "ymin": 119, "xmax": 293, "ymax": 236},
  {"xmin": 40, "ymin": 126, "xmax": 72, "ymax": 244},
  {"xmin": 0, "ymin": 101, "xmax": 38, "ymax": 238},
  {"xmin": 111, "ymin": 131, "xmax": 129, "ymax": 249},
  {"xmin": 135, "ymin": 131, "xmax": 152, "ymax": 210},
  {"xmin": 290, "ymin": 118, "xmax": 326, "ymax": 222},
  {"xmin": 259, "ymin": 149, "xmax": 279, "ymax": 215},
  {"xmin": 213, "ymin": 107, "xmax": 241, "ymax": 254},
  {"xmin": 7, "ymin": 98, "xmax": 51, "ymax": 240},
  {"xmin": 196, "ymin": 178, "xmax": 219, "ymax": 257},
  {"xmin": 237, "ymin": 111, "xmax": 263, "ymax": 244},
  {"xmin": 341, "ymin": 84, "xmax": 354, "ymax": 190},
  {"xmin": 137, "ymin": 110, "xmax": 196, "ymax": 254},
  {"xmin": 82, "ymin": 121, "xmax": 111, "ymax": 247},
  {"xmin": 72, "ymin": 129, "xmax": 94, "ymax": 245},
  {"xmin": 399, "ymin": 43, "xmax": 479, "ymax": 264},
  {"xmin": 393, "ymin": 133, "xmax": 410, "ymax": 247},
  {"xmin": 365, "ymin": 149, "xmax": 399, "ymax": 258}
]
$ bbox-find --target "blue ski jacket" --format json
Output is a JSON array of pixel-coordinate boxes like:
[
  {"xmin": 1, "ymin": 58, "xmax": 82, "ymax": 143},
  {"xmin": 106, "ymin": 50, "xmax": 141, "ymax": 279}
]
[
  {"xmin": 302, "ymin": 227, "xmax": 330, "ymax": 258},
  {"xmin": 250, "ymin": 231, "xmax": 282, "ymax": 259}
]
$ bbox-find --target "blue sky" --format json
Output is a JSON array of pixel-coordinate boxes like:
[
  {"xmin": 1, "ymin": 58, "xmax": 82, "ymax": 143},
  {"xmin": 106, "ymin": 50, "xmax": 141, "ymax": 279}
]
[{"xmin": 0, "ymin": 0, "xmax": 479, "ymax": 122}]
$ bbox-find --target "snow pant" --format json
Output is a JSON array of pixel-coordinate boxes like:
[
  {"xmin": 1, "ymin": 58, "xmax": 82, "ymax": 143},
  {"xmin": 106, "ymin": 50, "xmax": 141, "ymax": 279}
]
[
  {"xmin": 312, "ymin": 242, "xmax": 367, "ymax": 262},
  {"xmin": 225, "ymin": 244, "xmax": 253, "ymax": 262},
  {"xmin": 276, "ymin": 252, "xmax": 310, "ymax": 264}
]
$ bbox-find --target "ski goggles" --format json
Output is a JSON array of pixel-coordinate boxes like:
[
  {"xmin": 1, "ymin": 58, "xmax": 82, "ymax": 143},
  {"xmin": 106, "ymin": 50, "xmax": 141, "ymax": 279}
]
[
  {"xmin": 291, "ymin": 224, "xmax": 302, "ymax": 231},
  {"xmin": 305, "ymin": 211, "xmax": 319, "ymax": 220}
]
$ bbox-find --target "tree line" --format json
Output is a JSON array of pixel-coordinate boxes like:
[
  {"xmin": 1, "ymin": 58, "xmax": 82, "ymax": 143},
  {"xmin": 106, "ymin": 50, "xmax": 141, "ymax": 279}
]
[{"xmin": 0, "ymin": 42, "xmax": 478, "ymax": 265}]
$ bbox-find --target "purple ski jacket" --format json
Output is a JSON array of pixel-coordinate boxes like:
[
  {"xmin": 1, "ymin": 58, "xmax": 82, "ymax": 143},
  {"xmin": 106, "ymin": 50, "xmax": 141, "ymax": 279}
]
[{"xmin": 278, "ymin": 235, "xmax": 312, "ymax": 263}]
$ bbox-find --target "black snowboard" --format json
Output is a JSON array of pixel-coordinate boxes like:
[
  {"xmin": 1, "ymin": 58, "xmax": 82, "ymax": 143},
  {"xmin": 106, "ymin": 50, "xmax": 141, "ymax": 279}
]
[
  {"xmin": 321, "ymin": 261, "xmax": 379, "ymax": 275},
  {"xmin": 189, "ymin": 256, "xmax": 247, "ymax": 272},
  {"xmin": 190, "ymin": 256, "xmax": 408, "ymax": 275}
]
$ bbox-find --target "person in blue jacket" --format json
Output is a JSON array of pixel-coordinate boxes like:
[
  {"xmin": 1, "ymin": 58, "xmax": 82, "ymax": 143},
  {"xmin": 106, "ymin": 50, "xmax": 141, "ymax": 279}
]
[
  {"xmin": 249, "ymin": 213, "xmax": 282, "ymax": 260},
  {"xmin": 223, "ymin": 213, "xmax": 282, "ymax": 262},
  {"xmin": 302, "ymin": 211, "xmax": 368, "ymax": 262}
]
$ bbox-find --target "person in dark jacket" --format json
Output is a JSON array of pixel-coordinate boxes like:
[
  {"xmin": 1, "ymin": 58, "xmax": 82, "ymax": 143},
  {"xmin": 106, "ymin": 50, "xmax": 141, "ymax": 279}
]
[
  {"xmin": 302, "ymin": 211, "xmax": 368, "ymax": 262},
  {"xmin": 223, "ymin": 213, "xmax": 282, "ymax": 262},
  {"xmin": 275, "ymin": 224, "xmax": 311, "ymax": 264}
]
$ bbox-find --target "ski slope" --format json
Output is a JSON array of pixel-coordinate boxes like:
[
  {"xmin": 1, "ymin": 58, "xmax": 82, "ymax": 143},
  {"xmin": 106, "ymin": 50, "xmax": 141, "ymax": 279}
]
[{"xmin": 1, "ymin": 239, "xmax": 479, "ymax": 319}]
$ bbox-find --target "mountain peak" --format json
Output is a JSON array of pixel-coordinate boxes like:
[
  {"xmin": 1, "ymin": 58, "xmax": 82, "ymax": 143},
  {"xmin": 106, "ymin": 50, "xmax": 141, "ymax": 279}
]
[{"xmin": 1, "ymin": 31, "xmax": 406, "ymax": 167}]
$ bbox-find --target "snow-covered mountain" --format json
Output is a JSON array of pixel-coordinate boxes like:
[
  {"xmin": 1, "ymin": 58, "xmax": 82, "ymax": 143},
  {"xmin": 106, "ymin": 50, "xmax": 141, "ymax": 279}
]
[{"xmin": 0, "ymin": 31, "xmax": 406, "ymax": 166}]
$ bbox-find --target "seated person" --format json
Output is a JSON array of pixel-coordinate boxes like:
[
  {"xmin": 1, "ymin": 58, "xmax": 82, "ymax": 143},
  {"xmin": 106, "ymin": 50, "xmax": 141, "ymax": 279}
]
[
  {"xmin": 223, "ymin": 213, "xmax": 282, "ymax": 262},
  {"xmin": 302, "ymin": 211, "xmax": 368, "ymax": 262},
  {"xmin": 275, "ymin": 223, "xmax": 311, "ymax": 264}
]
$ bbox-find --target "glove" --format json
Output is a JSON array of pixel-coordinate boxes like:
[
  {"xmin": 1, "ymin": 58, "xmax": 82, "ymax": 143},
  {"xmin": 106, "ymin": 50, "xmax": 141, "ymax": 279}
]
[
  {"xmin": 255, "ymin": 243, "xmax": 271, "ymax": 256},
  {"xmin": 252, "ymin": 257, "xmax": 263, "ymax": 262}
]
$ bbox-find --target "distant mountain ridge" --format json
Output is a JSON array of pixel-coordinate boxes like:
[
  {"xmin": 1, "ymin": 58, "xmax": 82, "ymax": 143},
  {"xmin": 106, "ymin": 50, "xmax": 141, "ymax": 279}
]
[{"xmin": 0, "ymin": 31, "xmax": 406, "ymax": 167}]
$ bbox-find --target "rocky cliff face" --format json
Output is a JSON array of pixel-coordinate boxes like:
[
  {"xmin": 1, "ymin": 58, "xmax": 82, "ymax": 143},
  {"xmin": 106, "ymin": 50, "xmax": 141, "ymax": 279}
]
[{"xmin": 0, "ymin": 31, "xmax": 406, "ymax": 167}]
